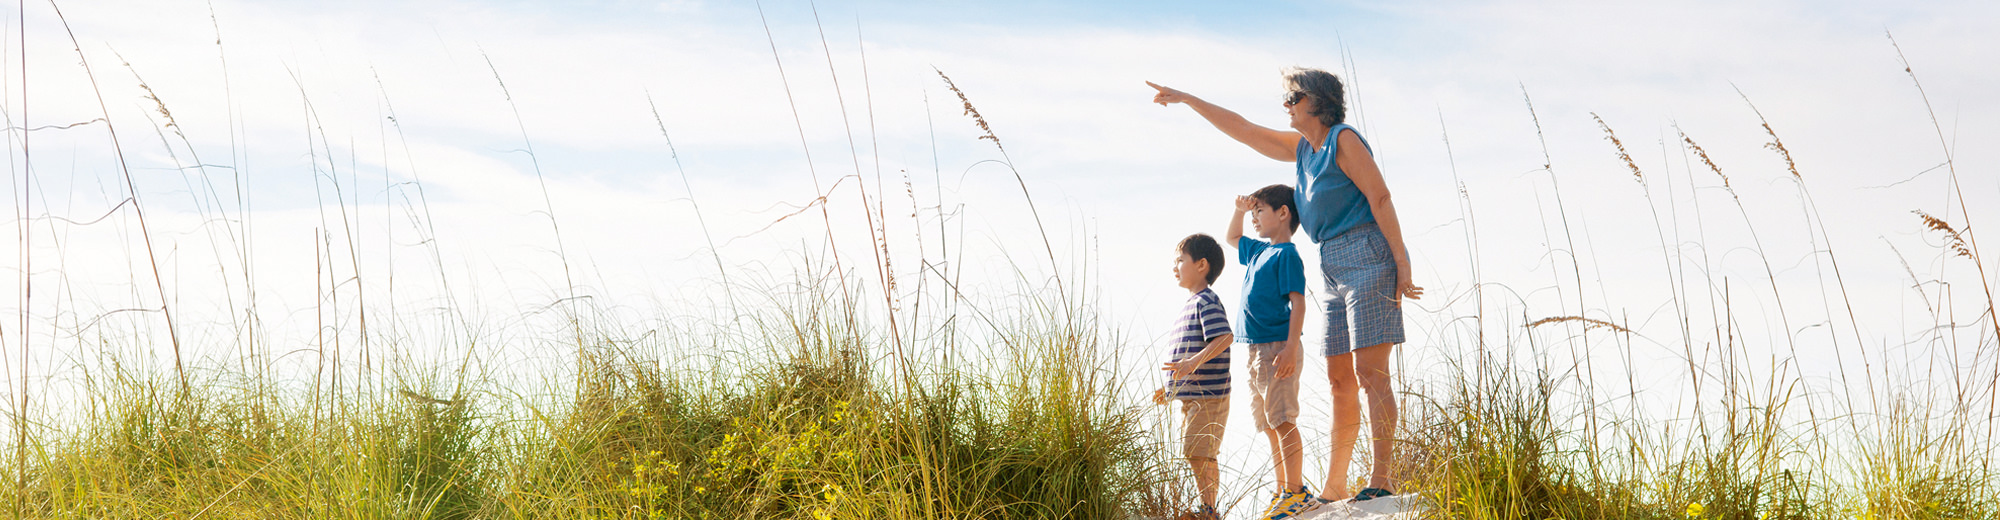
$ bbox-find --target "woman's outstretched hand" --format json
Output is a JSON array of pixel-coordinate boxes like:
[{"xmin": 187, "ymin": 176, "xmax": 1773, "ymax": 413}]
[{"xmin": 1147, "ymin": 81, "xmax": 1192, "ymax": 106}]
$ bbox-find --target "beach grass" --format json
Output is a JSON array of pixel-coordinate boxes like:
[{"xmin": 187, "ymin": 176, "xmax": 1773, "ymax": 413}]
[{"xmin": 3, "ymin": 14, "xmax": 1997, "ymax": 520}]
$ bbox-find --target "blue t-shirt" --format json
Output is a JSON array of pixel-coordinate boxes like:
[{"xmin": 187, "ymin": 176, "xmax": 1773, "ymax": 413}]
[
  {"xmin": 1165, "ymin": 288, "xmax": 1232, "ymax": 400},
  {"xmin": 1296, "ymin": 124, "xmax": 1376, "ymax": 243},
  {"xmin": 1236, "ymin": 237, "xmax": 1306, "ymax": 344}
]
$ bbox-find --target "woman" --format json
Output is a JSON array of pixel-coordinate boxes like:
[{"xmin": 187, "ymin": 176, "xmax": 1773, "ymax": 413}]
[{"xmin": 1148, "ymin": 68, "xmax": 1421, "ymax": 504}]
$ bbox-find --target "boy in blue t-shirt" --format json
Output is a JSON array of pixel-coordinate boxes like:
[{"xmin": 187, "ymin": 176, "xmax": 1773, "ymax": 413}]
[
  {"xmin": 1154, "ymin": 233, "xmax": 1234, "ymax": 520},
  {"xmin": 1226, "ymin": 184, "xmax": 1315, "ymax": 519}
]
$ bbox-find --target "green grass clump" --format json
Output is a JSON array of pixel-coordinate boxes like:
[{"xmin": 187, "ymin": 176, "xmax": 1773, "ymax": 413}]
[
  {"xmin": 10, "ymin": 368, "xmax": 483, "ymax": 518},
  {"xmin": 1395, "ymin": 346, "xmax": 1999, "ymax": 520},
  {"xmin": 5, "ymin": 286, "xmax": 1158, "ymax": 520},
  {"xmin": 1406, "ymin": 369, "xmax": 1610, "ymax": 520}
]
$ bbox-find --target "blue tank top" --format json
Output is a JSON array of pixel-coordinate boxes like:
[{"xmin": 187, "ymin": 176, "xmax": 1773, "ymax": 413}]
[{"xmin": 1295, "ymin": 124, "xmax": 1375, "ymax": 243}]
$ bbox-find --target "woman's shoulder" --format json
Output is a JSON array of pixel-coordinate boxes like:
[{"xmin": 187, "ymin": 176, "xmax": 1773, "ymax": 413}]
[{"xmin": 1333, "ymin": 125, "xmax": 1372, "ymax": 156}]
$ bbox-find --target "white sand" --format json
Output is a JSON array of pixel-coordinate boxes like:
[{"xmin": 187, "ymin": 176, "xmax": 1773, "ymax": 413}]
[{"xmin": 1295, "ymin": 494, "xmax": 1425, "ymax": 520}]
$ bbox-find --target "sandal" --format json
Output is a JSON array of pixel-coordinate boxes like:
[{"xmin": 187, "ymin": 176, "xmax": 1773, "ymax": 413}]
[{"xmin": 1352, "ymin": 487, "xmax": 1394, "ymax": 502}]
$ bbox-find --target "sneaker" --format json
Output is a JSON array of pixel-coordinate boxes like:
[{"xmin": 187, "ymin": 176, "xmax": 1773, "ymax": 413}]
[
  {"xmin": 1284, "ymin": 485, "xmax": 1320, "ymax": 517},
  {"xmin": 1260, "ymin": 491, "xmax": 1285, "ymax": 517},
  {"xmin": 1262, "ymin": 485, "xmax": 1317, "ymax": 519}
]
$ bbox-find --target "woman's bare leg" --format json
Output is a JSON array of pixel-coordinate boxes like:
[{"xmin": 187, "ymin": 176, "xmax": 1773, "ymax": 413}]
[
  {"xmin": 1353, "ymin": 343, "xmax": 1397, "ymax": 490},
  {"xmin": 1322, "ymin": 354, "xmax": 1361, "ymax": 497}
]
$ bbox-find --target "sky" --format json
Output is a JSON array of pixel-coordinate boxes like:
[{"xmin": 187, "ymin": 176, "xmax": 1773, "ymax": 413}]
[{"xmin": 3, "ymin": 0, "xmax": 1999, "ymax": 507}]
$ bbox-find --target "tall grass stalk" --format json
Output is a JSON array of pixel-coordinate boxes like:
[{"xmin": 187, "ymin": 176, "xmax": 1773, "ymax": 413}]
[
  {"xmin": 1735, "ymin": 87, "xmax": 1877, "ymax": 416},
  {"xmin": 645, "ymin": 94, "xmax": 737, "ymax": 322},
  {"xmin": 482, "ymin": 53, "xmax": 584, "ymax": 359},
  {"xmin": 48, "ymin": 0, "xmax": 185, "ymax": 393},
  {"xmin": 1889, "ymin": 34, "xmax": 2000, "ymax": 446},
  {"xmin": 755, "ymin": 0, "xmax": 860, "ymax": 335},
  {"xmin": 9, "ymin": 2, "xmax": 28, "ymax": 517}
]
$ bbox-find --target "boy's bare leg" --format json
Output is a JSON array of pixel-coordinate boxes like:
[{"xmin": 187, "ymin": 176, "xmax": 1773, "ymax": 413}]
[
  {"xmin": 1263, "ymin": 427, "xmax": 1283, "ymax": 492},
  {"xmin": 1278, "ymin": 422, "xmax": 1304, "ymax": 491},
  {"xmin": 1265, "ymin": 424, "xmax": 1304, "ymax": 494},
  {"xmin": 1355, "ymin": 343, "xmax": 1398, "ymax": 490},
  {"xmin": 1190, "ymin": 457, "xmax": 1220, "ymax": 509},
  {"xmin": 1323, "ymin": 354, "xmax": 1362, "ymax": 498}
]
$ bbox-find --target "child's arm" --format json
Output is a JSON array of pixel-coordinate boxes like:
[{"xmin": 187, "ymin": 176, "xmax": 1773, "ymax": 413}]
[
  {"xmin": 1277, "ymin": 292, "xmax": 1306, "ymax": 379},
  {"xmin": 1225, "ymin": 195, "xmax": 1253, "ymax": 248},
  {"xmin": 1166, "ymin": 333, "xmax": 1235, "ymax": 380}
]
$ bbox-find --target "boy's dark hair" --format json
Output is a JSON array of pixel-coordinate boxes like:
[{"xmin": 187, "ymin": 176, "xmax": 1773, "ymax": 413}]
[
  {"xmin": 1250, "ymin": 184, "xmax": 1299, "ymax": 232},
  {"xmin": 1281, "ymin": 67, "xmax": 1346, "ymax": 128},
  {"xmin": 1178, "ymin": 233, "xmax": 1226, "ymax": 285}
]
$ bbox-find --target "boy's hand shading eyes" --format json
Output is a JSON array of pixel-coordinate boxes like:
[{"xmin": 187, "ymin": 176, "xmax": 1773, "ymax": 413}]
[{"xmin": 1234, "ymin": 195, "xmax": 1256, "ymax": 213}]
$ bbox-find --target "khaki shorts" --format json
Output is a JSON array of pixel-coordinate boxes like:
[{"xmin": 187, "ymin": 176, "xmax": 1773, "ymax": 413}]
[
  {"xmin": 1178, "ymin": 397, "xmax": 1228, "ymax": 460},
  {"xmin": 1246, "ymin": 341, "xmax": 1301, "ymax": 431}
]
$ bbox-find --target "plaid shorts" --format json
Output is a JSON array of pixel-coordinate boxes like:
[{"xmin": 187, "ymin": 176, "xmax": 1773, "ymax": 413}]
[{"xmin": 1319, "ymin": 223, "xmax": 1405, "ymax": 356}]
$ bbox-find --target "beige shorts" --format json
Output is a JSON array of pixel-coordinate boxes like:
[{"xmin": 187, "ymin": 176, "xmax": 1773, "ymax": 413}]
[
  {"xmin": 1246, "ymin": 341, "xmax": 1301, "ymax": 431},
  {"xmin": 1178, "ymin": 397, "xmax": 1229, "ymax": 460}
]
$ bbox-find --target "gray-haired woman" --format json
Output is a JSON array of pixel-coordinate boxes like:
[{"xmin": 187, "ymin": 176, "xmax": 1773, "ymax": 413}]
[{"xmin": 1149, "ymin": 68, "xmax": 1421, "ymax": 504}]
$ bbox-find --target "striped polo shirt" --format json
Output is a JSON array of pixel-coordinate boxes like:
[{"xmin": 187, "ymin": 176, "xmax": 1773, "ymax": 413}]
[{"xmin": 1165, "ymin": 288, "xmax": 1233, "ymax": 400}]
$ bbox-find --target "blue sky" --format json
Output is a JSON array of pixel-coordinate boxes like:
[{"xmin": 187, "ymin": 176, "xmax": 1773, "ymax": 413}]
[{"xmin": 5, "ymin": 0, "xmax": 1999, "ymax": 505}]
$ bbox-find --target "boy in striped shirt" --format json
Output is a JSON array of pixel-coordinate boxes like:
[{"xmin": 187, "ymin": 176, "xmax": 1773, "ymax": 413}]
[{"xmin": 1155, "ymin": 233, "xmax": 1234, "ymax": 520}]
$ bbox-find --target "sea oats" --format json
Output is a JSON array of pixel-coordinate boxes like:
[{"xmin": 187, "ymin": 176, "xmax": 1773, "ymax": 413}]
[
  {"xmin": 1592, "ymin": 113, "xmax": 1644, "ymax": 186},
  {"xmin": 1915, "ymin": 210, "xmax": 1974, "ymax": 260}
]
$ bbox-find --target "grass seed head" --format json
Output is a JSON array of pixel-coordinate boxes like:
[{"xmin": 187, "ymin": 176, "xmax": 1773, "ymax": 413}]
[
  {"xmin": 1761, "ymin": 125, "xmax": 1801, "ymax": 180},
  {"xmin": 1525, "ymin": 315, "xmax": 1634, "ymax": 334},
  {"xmin": 934, "ymin": 67, "xmax": 1004, "ymax": 155},
  {"xmin": 1915, "ymin": 210, "xmax": 1974, "ymax": 259},
  {"xmin": 1678, "ymin": 128, "xmax": 1734, "ymax": 197},
  {"xmin": 1592, "ymin": 113, "xmax": 1644, "ymax": 186}
]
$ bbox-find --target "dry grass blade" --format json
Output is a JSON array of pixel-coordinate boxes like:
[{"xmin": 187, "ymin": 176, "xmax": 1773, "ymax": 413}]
[
  {"xmin": 719, "ymin": 175, "xmax": 858, "ymax": 249},
  {"xmin": 646, "ymin": 93, "xmax": 736, "ymax": 320},
  {"xmin": 46, "ymin": 0, "xmax": 188, "ymax": 394}
]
